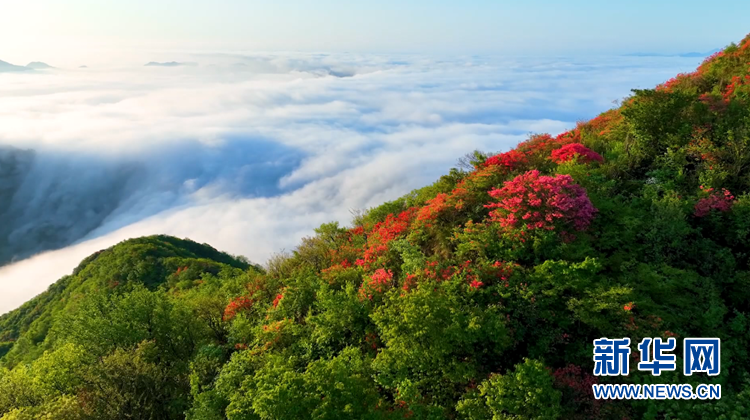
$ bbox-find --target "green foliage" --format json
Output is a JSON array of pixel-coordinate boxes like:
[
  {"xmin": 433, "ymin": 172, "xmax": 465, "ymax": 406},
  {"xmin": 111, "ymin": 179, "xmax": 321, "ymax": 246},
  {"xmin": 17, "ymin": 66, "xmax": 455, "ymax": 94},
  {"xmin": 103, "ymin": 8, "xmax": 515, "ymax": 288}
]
[
  {"xmin": 372, "ymin": 279, "xmax": 510, "ymax": 410},
  {"xmin": 458, "ymin": 359, "xmax": 562, "ymax": 420}
]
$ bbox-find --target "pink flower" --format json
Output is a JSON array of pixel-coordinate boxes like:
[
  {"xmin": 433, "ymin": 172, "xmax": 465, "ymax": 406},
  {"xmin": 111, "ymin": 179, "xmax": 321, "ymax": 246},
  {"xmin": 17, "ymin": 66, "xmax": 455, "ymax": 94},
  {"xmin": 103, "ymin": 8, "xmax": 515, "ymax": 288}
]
[
  {"xmin": 359, "ymin": 268, "xmax": 394, "ymax": 300},
  {"xmin": 695, "ymin": 188, "xmax": 734, "ymax": 217},
  {"xmin": 485, "ymin": 170, "xmax": 597, "ymax": 238}
]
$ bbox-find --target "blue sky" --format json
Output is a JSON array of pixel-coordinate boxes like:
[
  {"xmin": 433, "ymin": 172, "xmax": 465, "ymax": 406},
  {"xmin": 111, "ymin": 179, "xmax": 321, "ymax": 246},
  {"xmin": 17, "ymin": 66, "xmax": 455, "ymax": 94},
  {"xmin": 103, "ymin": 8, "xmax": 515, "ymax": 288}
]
[{"xmin": 1, "ymin": 0, "xmax": 748, "ymax": 63}]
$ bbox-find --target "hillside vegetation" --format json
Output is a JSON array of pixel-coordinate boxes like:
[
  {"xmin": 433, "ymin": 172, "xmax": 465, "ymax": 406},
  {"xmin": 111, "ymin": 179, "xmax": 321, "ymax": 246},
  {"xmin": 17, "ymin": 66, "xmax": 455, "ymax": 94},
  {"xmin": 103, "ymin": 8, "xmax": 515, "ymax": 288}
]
[{"xmin": 3, "ymin": 33, "xmax": 750, "ymax": 419}]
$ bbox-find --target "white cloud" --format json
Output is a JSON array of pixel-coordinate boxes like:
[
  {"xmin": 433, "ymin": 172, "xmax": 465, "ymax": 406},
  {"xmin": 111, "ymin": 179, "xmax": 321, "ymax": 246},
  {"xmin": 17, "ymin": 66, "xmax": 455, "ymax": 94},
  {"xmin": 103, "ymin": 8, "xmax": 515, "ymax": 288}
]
[{"xmin": 0, "ymin": 52, "xmax": 704, "ymax": 313}]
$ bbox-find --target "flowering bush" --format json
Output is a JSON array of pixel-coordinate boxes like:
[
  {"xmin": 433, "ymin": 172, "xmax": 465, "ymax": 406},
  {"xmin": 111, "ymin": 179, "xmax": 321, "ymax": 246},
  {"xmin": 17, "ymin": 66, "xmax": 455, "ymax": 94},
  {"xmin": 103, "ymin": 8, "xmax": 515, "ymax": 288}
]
[
  {"xmin": 550, "ymin": 143, "xmax": 603, "ymax": 164},
  {"xmin": 359, "ymin": 268, "xmax": 394, "ymax": 300},
  {"xmin": 416, "ymin": 193, "xmax": 449, "ymax": 223},
  {"xmin": 468, "ymin": 280, "xmax": 484, "ymax": 289},
  {"xmin": 656, "ymin": 72, "xmax": 700, "ymax": 92},
  {"xmin": 516, "ymin": 133, "xmax": 568, "ymax": 156},
  {"xmin": 223, "ymin": 296, "xmax": 253, "ymax": 321},
  {"xmin": 485, "ymin": 170, "xmax": 597, "ymax": 236},
  {"xmin": 723, "ymin": 75, "xmax": 750, "ymax": 102},
  {"xmin": 401, "ymin": 273, "xmax": 418, "ymax": 291},
  {"xmin": 414, "ymin": 163, "xmax": 506, "ymax": 228},
  {"xmin": 359, "ymin": 209, "xmax": 417, "ymax": 268},
  {"xmin": 555, "ymin": 127, "xmax": 583, "ymax": 144},
  {"xmin": 694, "ymin": 187, "xmax": 735, "ymax": 217},
  {"xmin": 483, "ymin": 149, "xmax": 528, "ymax": 170}
]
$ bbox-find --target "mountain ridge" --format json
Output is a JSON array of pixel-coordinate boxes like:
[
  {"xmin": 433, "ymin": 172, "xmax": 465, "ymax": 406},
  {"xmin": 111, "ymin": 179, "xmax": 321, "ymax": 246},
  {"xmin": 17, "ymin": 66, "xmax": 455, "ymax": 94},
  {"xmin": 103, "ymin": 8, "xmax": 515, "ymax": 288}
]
[{"xmin": 0, "ymin": 60, "xmax": 30, "ymax": 73}]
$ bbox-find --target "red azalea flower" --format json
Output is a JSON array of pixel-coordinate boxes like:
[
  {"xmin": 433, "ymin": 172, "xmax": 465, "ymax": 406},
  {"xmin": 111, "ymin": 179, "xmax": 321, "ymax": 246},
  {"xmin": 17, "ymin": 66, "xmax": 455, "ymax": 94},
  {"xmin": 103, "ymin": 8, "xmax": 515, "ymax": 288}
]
[
  {"xmin": 224, "ymin": 296, "xmax": 253, "ymax": 321},
  {"xmin": 550, "ymin": 143, "xmax": 604, "ymax": 164},
  {"xmin": 484, "ymin": 149, "xmax": 528, "ymax": 170},
  {"xmin": 469, "ymin": 280, "xmax": 484, "ymax": 289},
  {"xmin": 272, "ymin": 293, "xmax": 284, "ymax": 308},
  {"xmin": 485, "ymin": 170, "xmax": 597, "ymax": 237},
  {"xmin": 695, "ymin": 188, "xmax": 735, "ymax": 217}
]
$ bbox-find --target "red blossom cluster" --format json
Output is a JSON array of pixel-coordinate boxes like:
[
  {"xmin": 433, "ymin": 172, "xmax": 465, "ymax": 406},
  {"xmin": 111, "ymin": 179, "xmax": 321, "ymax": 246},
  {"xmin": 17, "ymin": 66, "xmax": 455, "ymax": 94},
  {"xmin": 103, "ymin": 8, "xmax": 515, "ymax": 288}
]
[
  {"xmin": 623, "ymin": 302, "xmax": 635, "ymax": 312},
  {"xmin": 656, "ymin": 72, "xmax": 701, "ymax": 92},
  {"xmin": 468, "ymin": 279, "xmax": 484, "ymax": 289},
  {"xmin": 420, "ymin": 260, "xmax": 441, "ymax": 281},
  {"xmin": 516, "ymin": 133, "xmax": 570, "ymax": 156},
  {"xmin": 493, "ymin": 261, "xmax": 515, "ymax": 288},
  {"xmin": 484, "ymin": 130, "xmax": 602, "ymax": 170},
  {"xmin": 483, "ymin": 149, "xmax": 528, "ymax": 170},
  {"xmin": 223, "ymin": 296, "xmax": 253, "ymax": 321},
  {"xmin": 723, "ymin": 75, "xmax": 750, "ymax": 102},
  {"xmin": 322, "ymin": 227, "xmax": 367, "ymax": 269},
  {"xmin": 358, "ymin": 209, "xmax": 417, "ymax": 268},
  {"xmin": 359, "ymin": 268, "xmax": 394, "ymax": 300},
  {"xmin": 272, "ymin": 293, "xmax": 284, "ymax": 308},
  {"xmin": 416, "ymin": 193, "xmax": 449, "ymax": 223},
  {"xmin": 414, "ymin": 168, "xmax": 497, "ymax": 228},
  {"xmin": 550, "ymin": 143, "xmax": 604, "ymax": 164},
  {"xmin": 555, "ymin": 127, "xmax": 583, "ymax": 143},
  {"xmin": 652, "ymin": 41, "xmax": 750, "ymax": 104},
  {"xmin": 694, "ymin": 187, "xmax": 735, "ymax": 217},
  {"xmin": 401, "ymin": 273, "xmax": 418, "ymax": 291},
  {"xmin": 485, "ymin": 170, "xmax": 597, "ymax": 237},
  {"xmin": 436, "ymin": 260, "xmax": 488, "ymax": 289}
]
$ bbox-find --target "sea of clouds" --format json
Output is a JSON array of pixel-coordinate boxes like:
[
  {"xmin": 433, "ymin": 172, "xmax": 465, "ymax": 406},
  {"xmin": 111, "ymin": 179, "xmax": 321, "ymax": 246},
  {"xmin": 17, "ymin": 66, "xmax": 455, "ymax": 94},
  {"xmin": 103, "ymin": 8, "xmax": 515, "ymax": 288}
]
[{"xmin": 0, "ymin": 52, "xmax": 704, "ymax": 313}]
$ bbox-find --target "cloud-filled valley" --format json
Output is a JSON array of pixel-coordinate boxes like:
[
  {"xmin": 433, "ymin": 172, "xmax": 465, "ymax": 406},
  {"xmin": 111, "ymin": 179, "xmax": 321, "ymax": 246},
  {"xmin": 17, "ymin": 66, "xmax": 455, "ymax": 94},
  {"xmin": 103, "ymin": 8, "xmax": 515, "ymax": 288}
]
[{"xmin": 0, "ymin": 52, "xmax": 705, "ymax": 314}]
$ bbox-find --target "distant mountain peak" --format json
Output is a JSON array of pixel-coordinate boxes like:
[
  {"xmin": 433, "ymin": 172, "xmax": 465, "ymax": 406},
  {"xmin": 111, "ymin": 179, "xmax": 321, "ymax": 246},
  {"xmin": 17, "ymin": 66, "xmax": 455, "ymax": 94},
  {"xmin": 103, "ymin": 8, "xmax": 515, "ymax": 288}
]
[
  {"xmin": 0, "ymin": 60, "xmax": 31, "ymax": 72},
  {"xmin": 144, "ymin": 61, "xmax": 197, "ymax": 67},
  {"xmin": 26, "ymin": 62, "xmax": 54, "ymax": 69}
]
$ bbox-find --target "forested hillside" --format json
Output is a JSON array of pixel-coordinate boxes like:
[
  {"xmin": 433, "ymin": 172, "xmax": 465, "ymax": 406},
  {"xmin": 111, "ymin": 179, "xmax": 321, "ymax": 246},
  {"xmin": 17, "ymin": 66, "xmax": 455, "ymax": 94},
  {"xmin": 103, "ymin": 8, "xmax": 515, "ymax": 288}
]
[{"xmin": 2, "ymin": 33, "xmax": 750, "ymax": 419}]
